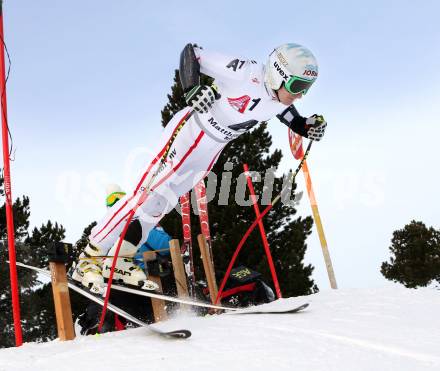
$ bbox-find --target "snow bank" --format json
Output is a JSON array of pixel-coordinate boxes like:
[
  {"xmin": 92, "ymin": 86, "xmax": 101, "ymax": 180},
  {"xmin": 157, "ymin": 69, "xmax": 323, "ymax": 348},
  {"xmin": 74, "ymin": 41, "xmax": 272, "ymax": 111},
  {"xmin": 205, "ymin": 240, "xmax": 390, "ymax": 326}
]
[{"xmin": 1, "ymin": 287, "xmax": 439, "ymax": 371}]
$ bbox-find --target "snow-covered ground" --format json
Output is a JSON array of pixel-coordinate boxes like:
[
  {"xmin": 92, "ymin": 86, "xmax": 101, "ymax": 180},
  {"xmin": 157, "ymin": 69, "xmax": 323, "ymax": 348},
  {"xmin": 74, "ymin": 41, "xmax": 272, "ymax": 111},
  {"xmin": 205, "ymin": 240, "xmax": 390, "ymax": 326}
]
[{"xmin": 1, "ymin": 287, "xmax": 439, "ymax": 371}]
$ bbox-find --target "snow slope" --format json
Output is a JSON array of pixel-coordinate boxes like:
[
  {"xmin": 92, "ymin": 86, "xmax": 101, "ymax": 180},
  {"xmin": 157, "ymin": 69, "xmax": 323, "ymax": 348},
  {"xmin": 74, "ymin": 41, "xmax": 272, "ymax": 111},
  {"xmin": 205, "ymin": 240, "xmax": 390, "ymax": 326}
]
[{"xmin": 1, "ymin": 287, "xmax": 439, "ymax": 371}]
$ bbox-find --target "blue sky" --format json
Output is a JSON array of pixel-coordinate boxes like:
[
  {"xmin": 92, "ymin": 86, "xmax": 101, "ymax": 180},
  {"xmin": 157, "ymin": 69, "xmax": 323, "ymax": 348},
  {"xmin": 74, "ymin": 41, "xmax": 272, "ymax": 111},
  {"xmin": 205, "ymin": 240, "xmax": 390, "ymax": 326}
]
[{"xmin": 2, "ymin": 0, "xmax": 440, "ymax": 289}]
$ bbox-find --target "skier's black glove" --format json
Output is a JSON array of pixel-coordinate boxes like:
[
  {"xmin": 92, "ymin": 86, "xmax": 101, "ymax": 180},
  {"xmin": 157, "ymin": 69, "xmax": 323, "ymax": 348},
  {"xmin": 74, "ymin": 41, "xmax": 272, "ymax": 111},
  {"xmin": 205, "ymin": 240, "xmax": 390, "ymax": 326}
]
[
  {"xmin": 77, "ymin": 303, "xmax": 114, "ymax": 335},
  {"xmin": 305, "ymin": 114, "xmax": 327, "ymax": 141},
  {"xmin": 277, "ymin": 106, "xmax": 326, "ymax": 141},
  {"xmin": 184, "ymin": 85, "xmax": 220, "ymax": 114}
]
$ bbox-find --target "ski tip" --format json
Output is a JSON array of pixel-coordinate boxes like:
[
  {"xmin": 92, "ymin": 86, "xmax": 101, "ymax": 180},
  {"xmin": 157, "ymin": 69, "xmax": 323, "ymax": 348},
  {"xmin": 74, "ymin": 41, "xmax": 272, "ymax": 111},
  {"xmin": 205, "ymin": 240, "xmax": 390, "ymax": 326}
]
[
  {"xmin": 229, "ymin": 302, "xmax": 310, "ymax": 315},
  {"xmin": 163, "ymin": 329, "xmax": 192, "ymax": 339},
  {"xmin": 283, "ymin": 302, "xmax": 309, "ymax": 313}
]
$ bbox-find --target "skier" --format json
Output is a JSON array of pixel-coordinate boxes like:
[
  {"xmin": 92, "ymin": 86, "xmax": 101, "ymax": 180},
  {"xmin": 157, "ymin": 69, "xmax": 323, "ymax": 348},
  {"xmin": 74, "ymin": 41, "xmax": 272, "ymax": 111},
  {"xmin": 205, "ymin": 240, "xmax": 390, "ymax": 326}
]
[{"xmin": 73, "ymin": 42, "xmax": 327, "ymax": 294}]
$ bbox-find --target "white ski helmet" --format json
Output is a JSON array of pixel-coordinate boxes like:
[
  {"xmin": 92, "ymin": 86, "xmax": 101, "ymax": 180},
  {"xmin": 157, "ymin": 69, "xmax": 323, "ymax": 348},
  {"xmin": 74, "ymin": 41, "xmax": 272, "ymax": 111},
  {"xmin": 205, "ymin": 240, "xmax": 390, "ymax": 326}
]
[{"xmin": 264, "ymin": 43, "xmax": 318, "ymax": 95}]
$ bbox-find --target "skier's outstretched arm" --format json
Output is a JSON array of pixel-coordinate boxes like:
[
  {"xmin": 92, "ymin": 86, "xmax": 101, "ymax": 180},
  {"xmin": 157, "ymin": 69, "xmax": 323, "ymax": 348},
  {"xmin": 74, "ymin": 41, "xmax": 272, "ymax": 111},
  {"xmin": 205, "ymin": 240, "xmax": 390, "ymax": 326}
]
[{"xmin": 277, "ymin": 105, "xmax": 327, "ymax": 142}]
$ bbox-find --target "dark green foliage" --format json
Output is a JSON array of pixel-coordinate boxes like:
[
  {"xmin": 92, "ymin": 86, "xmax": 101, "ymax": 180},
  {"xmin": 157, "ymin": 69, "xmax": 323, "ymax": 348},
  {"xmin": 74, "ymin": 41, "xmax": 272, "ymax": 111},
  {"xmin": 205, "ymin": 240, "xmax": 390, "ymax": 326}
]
[
  {"xmin": 381, "ymin": 220, "xmax": 440, "ymax": 288},
  {"xmin": 0, "ymin": 242, "xmax": 39, "ymax": 348},
  {"xmin": 0, "ymin": 174, "xmax": 38, "ymax": 347},
  {"xmin": 25, "ymin": 221, "xmax": 66, "ymax": 267},
  {"xmin": 0, "ymin": 175, "xmax": 81, "ymax": 348},
  {"xmin": 161, "ymin": 69, "xmax": 212, "ymax": 128},
  {"xmin": 160, "ymin": 69, "xmax": 318, "ymax": 297},
  {"xmin": 161, "ymin": 70, "xmax": 187, "ymax": 128},
  {"xmin": 71, "ymin": 221, "xmax": 97, "ymax": 270}
]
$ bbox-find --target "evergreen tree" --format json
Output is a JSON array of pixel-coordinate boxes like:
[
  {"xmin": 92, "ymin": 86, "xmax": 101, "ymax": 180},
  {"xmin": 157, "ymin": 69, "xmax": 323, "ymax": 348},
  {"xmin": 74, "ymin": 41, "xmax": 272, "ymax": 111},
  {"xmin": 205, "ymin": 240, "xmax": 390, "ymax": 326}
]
[
  {"xmin": 0, "ymin": 175, "xmax": 73, "ymax": 347},
  {"xmin": 71, "ymin": 221, "xmax": 97, "ymax": 270},
  {"xmin": 31, "ymin": 222, "xmax": 97, "ymax": 344},
  {"xmin": 0, "ymin": 176, "xmax": 36, "ymax": 348},
  {"xmin": 160, "ymin": 70, "xmax": 318, "ymax": 297},
  {"xmin": 161, "ymin": 70, "xmax": 187, "ymax": 127},
  {"xmin": 25, "ymin": 221, "xmax": 66, "ymax": 267},
  {"xmin": 381, "ymin": 220, "xmax": 440, "ymax": 288}
]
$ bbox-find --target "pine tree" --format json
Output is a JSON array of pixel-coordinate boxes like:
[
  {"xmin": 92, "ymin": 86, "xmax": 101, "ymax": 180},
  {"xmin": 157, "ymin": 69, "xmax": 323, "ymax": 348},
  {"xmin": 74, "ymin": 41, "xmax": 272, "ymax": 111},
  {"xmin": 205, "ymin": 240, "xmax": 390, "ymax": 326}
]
[
  {"xmin": 161, "ymin": 70, "xmax": 187, "ymax": 127},
  {"xmin": 159, "ymin": 70, "xmax": 318, "ymax": 297},
  {"xmin": 72, "ymin": 221, "xmax": 97, "ymax": 269},
  {"xmin": 0, "ymin": 175, "xmax": 35, "ymax": 348},
  {"xmin": 25, "ymin": 221, "xmax": 66, "ymax": 267},
  {"xmin": 381, "ymin": 220, "xmax": 440, "ymax": 288},
  {"xmin": 161, "ymin": 70, "xmax": 211, "ymax": 128},
  {"xmin": 0, "ymin": 176, "xmax": 74, "ymax": 347}
]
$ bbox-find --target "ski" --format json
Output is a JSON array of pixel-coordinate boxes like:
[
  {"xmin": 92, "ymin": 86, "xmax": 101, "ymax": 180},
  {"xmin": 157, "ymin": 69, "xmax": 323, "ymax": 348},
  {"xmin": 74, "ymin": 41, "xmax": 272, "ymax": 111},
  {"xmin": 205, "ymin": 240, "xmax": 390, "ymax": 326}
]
[
  {"xmin": 15, "ymin": 261, "xmax": 191, "ymax": 339},
  {"xmin": 227, "ymin": 302, "xmax": 309, "ymax": 315},
  {"xmin": 110, "ymin": 279, "xmax": 307, "ymax": 315},
  {"xmin": 180, "ymin": 192, "xmax": 196, "ymax": 297},
  {"xmin": 102, "ymin": 282, "xmax": 307, "ymax": 315},
  {"xmin": 111, "ymin": 283, "xmax": 237, "ymax": 311}
]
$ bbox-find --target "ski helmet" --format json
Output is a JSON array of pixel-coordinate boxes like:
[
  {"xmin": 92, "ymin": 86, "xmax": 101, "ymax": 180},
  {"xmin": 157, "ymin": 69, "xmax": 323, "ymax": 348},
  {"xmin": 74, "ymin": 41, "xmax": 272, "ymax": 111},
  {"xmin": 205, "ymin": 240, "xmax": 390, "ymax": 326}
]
[{"xmin": 264, "ymin": 43, "xmax": 318, "ymax": 95}]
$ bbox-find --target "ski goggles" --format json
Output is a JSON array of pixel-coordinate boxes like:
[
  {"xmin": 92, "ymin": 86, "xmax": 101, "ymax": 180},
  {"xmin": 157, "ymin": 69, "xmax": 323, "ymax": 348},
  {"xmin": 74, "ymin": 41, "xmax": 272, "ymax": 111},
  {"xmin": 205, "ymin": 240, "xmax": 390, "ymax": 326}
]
[
  {"xmin": 106, "ymin": 191, "xmax": 126, "ymax": 207},
  {"xmin": 284, "ymin": 76, "xmax": 315, "ymax": 96}
]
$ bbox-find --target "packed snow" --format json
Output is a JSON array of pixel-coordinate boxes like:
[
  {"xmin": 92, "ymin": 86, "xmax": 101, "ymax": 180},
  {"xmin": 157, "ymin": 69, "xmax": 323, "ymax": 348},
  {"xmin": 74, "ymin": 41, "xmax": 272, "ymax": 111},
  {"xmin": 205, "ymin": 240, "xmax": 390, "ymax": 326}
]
[{"xmin": 1, "ymin": 286, "xmax": 439, "ymax": 371}]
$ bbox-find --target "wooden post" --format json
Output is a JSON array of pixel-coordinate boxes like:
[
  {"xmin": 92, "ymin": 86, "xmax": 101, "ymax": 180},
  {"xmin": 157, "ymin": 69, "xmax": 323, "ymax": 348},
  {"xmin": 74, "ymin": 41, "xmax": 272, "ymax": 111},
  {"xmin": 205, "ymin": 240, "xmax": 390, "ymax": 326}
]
[
  {"xmin": 197, "ymin": 234, "xmax": 218, "ymax": 304},
  {"xmin": 142, "ymin": 251, "xmax": 167, "ymax": 322},
  {"xmin": 149, "ymin": 275, "xmax": 167, "ymax": 322},
  {"xmin": 169, "ymin": 239, "xmax": 189, "ymax": 312},
  {"xmin": 49, "ymin": 262, "xmax": 75, "ymax": 341}
]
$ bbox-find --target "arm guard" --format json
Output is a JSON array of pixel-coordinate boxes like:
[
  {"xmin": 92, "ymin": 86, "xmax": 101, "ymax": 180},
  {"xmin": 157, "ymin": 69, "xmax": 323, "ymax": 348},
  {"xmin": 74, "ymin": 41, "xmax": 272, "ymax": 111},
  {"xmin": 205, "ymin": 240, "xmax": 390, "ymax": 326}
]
[
  {"xmin": 276, "ymin": 105, "xmax": 309, "ymax": 138},
  {"xmin": 179, "ymin": 43, "xmax": 200, "ymax": 93}
]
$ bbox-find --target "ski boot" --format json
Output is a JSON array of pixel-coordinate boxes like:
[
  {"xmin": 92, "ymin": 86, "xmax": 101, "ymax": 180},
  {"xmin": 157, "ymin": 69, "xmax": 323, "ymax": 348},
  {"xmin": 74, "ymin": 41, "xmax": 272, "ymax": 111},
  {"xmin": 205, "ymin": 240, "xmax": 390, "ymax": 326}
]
[
  {"xmin": 102, "ymin": 239, "xmax": 159, "ymax": 291},
  {"xmin": 71, "ymin": 243, "xmax": 106, "ymax": 294}
]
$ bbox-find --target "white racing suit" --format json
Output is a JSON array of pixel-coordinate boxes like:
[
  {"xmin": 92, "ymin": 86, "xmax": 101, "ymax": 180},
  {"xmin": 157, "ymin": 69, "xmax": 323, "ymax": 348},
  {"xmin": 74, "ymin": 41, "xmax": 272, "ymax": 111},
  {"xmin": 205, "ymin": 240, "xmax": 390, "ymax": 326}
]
[{"xmin": 89, "ymin": 47, "xmax": 288, "ymax": 253}]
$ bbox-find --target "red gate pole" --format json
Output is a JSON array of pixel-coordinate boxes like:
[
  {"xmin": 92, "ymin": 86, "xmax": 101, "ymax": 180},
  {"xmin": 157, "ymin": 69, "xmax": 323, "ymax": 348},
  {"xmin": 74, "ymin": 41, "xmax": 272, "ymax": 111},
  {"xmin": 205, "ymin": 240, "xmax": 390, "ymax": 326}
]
[
  {"xmin": 243, "ymin": 164, "xmax": 282, "ymax": 299},
  {"xmin": 0, "ymin": 1, "xmax": 23, "ymax": 346}
]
